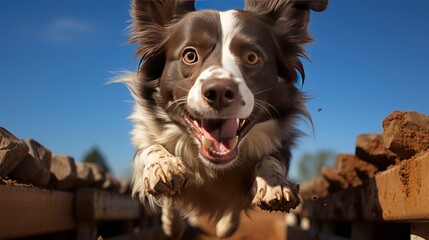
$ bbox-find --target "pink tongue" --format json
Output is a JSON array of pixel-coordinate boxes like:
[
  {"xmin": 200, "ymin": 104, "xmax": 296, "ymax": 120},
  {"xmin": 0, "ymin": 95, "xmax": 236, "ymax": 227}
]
[{"xmin": 202, "ymin": 119, "xmax": 238, "ymax": 152}]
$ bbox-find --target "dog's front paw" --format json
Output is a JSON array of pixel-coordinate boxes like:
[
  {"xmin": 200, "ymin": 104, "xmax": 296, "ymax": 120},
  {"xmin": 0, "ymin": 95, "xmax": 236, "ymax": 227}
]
[
  {"xmin": 143, "ymin": 155, "xmax": 191, "ymax": 198},
  {"xmin": 252, "ymin": 176, "xmax": 300, "ymax": 212}
]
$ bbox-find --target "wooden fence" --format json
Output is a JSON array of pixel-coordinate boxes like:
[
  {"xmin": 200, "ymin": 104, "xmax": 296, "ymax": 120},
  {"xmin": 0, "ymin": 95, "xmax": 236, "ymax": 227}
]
[
  {"xmin": 0, "ymin": 127, "xmax": 163, "ymax": 240},
  {"xmin": 0, "ymin": 184, "xmax": 163, "ymax": 239}
]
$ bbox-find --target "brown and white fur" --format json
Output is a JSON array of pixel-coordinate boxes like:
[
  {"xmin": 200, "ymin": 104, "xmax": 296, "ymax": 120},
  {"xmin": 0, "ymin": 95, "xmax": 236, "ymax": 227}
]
[{"xmin": 120, "ymin": 0, "xmax": 327, "ymax": 238}]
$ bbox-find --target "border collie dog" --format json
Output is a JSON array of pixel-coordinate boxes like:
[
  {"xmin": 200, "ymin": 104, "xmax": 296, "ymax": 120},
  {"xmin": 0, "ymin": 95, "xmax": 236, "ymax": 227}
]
[{"xmin": 121, "ymin": 0, "xmax": 327, "ymax": 238}]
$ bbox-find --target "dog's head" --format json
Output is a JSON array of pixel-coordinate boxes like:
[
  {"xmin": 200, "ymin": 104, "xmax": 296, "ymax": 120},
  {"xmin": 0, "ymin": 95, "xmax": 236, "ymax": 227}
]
[{"xmin": 129, "ymin": 0, "xmax": 327, "ymax": 167}]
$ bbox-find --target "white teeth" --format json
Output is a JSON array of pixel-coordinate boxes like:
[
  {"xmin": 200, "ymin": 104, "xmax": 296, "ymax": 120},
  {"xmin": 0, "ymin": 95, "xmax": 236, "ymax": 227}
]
[
  {"xmin": 201, "ymin": 135, "xmax": 239, "ymax": 156},
  {"xmin": 240, "ymin": 119, "xmax": 246, "ymax": 128},
  {"xmin": 236, "ymin": 118, "xmax": 239, "ymax": 126},
  {"xmin": 209, "ymin": 147, "xmax": 230, "ymax": 156},
  {"xmin": 201, "ymin": 136, "xmax": 213, "ymax": 151},
  {"xmin": 229, "ymin": 136, "xmax": 238, "ymax": 150}
]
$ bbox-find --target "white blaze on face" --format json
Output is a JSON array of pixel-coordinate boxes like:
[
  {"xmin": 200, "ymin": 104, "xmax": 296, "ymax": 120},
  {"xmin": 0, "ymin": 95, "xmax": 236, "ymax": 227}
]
[{"xmin": 187, "ymin": 10, "xmax": 254, "ymax": 119}]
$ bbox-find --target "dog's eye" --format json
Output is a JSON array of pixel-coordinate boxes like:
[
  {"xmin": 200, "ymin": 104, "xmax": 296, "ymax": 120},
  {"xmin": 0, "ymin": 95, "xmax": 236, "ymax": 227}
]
[
  {"xmin": 181, "ymin": 47, "xmax": 199, "ymax": 65},
  {"xmin": 244, "ymin": 51, "xmax": 260, "ymax": 65}
]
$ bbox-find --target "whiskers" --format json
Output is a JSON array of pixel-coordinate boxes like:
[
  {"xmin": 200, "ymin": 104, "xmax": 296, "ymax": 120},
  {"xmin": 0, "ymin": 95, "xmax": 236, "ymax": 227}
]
[
  {"xmin": 173, "ymin": 82, "xmax": 190, "ymax": 93},
  {"xmin": 253, "ymin": 87, "xmax": 274, "ymax": 96},
  {"xmin": 165, "ymin": 97, "xmax": 188, "ymax": 113},
  {"xmin": 253, "ymin": 88, "xmax": 280, "ymax": 119},
  {"xmin": 254, "ymin": 100, "xmax": 280, "ymax": 120}
]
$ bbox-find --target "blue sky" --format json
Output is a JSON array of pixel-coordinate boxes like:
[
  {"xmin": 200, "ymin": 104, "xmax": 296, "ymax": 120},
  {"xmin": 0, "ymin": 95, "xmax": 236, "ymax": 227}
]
[{"xmin": 1, "ymin": 0, "xmax": 428, "ymax": 179}]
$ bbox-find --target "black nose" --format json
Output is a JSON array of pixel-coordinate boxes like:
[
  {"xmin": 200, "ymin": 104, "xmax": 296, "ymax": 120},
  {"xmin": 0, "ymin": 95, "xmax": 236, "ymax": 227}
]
[{"xmin": 201, "ymin": 79, "xmax": 239, "ymax": 110}]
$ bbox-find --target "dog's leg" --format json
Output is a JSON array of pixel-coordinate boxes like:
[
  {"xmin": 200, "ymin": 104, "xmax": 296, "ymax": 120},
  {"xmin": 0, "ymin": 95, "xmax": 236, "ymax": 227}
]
[
  {"xmin": 215, "ymin": 210, "xmax": 241, "ymax": 238},
  {"xmin": 161, "ymin": 202, "xmax": 186, "ymax": 240},
  {"xmin": 251, "ymin": 156, "xmax": 300, "ymax": 212},
  {"xmin": 133, "ymin": 144, "xmax": 192, "ymax": 199}
]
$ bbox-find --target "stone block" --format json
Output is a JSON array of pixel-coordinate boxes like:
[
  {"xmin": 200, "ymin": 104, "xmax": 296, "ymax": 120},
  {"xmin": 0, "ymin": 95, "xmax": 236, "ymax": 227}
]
[
  {"xmin": 300, "ymin": 176, "xmax": 330, "ymax": 200},
  {"xmin": 102, "ymin": 172, "xmax": 121, "ymax": 193},
  {"xmin": 76, "ymin": 162, "xmax": 96, "ymax": 188},
  {"xmin": 382, "ymin": 111, "xmax": 429, "ymax": 160},
  {"xmin": 85, "ymin": 163, "xmax": 106, "ymax": 188},
  {"xmin": 355, "ymin": 134, "xmax": 395, "ymax": 170},
  {"xmin": 321, "ymin": 167, "xmax": 349, "ymax": 193},
  {"xmin": 335, "ymin": 154, "xmax": 378, "ymax": 187},
  {"xmin": 25, "ymin": 138, "xmax": 52, "ymax": 169},
  {"xmin": 8, "ymin": 154, "xmax": 51, "ymax": 186},
  {"xmin": 0, "ymin": 127, "xmax": 29, "ymax": 177},
  {"xmin": 50, "ymin": 155, "xmax": 79, "ymax": 190}
]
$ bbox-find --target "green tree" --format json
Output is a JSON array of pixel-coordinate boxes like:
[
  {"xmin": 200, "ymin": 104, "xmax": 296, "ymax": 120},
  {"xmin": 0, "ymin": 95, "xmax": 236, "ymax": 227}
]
[
  {"xmin": 82, "ymin": 147, "xmax": 110, "ymax": 173},
  {"xmin": 297, "ymin": 150, "xmax": 336, "ymax": 182}
]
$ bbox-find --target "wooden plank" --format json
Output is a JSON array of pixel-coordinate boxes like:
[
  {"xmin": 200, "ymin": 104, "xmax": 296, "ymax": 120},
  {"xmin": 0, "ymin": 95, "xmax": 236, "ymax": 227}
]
[
  {"xmin": 0, "ymin": 185, "xmax": 76, "ymax": 239},
  {"xmin": 75, "ymin": 188, "xmax": 141, "ymax": 221},
  {"xmin": 351, "ymin": 222, "xmax": 374, "ymax": 240},
  {"xmin": 76, "ymin": 221, "xmax": 97, "ymax": 240},
  {"xmin": 302, "ymin": 152, "xmax": 429, "ymax": 222}
]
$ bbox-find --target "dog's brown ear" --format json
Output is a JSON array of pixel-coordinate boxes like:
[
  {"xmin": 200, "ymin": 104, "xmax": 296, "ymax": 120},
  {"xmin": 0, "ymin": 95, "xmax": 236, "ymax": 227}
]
[
  {"xmin": 245, "ymin": 0, "xmax": 327, "ymax": 84},
  {"xmin": 130, "ymin": 0, "xmax": 195, "ymax": 58},
  {"xmin": 245, "ymin": 0, "xmax": 328, "ymax": 45}
]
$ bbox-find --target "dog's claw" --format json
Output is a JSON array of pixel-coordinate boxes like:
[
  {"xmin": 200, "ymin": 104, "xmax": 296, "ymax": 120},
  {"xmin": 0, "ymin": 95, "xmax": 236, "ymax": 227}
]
[
  {"xmin": 285, "ymin": 191, "xmax": 290, "ymax": 202},
  {"xmin": 252, "ymin": 177, "xmax": 300, "ymax": 212},
  {"xmin": 143, "ymin": 156, "xmax": 192, "ymax": 197}
]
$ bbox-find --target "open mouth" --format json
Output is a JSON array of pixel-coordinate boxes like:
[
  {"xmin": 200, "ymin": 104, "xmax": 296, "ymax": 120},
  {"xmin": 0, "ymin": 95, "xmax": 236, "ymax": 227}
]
[{"xmin": 185, "ymin": 115, "xmax": 254, "ymax": 164}]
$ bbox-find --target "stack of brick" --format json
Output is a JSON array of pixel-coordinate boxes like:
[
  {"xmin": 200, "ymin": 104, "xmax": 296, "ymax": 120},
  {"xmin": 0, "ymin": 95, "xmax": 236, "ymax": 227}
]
[
  {"xmin": 300, "ymin": 111, "xmax": 429, "ymax": 201},
  {"xmin": 0, "ymin": 127, "xmax": 131, "ymax": 195}
]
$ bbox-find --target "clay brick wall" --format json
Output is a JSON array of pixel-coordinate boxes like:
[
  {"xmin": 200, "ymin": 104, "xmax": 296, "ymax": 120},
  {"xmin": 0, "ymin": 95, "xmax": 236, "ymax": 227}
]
[{"xmin": 287, "ymin": 111, "xmax": 429, "ymax": 240}]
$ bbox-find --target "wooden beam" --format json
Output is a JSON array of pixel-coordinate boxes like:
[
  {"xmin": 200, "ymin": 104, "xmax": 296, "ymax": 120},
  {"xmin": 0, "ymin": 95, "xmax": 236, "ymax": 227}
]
[
  {"xmin": 0, "ymin": 185, "xmax": 76, "ymax": 239},
  {"xmin": 75, "ymin": 188, "xmax": 141, "ymax": 221},
  {"xmin": 351, "ymin": 222, "xmax": 374, "ymax": 240},
  {"xmin": 303, "ymin": 152, "xmax": 429, "ymax": 222},
  {"xmin": 76, "ymin": 220, "xmax": 97, "ymax": 240}
]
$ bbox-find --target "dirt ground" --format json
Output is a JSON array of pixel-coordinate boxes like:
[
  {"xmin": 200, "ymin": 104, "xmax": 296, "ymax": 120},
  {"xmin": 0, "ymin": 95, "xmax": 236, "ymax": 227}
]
[{"xmin": 184, "ymin": 210, "xmax": 287, "ymax": 240}]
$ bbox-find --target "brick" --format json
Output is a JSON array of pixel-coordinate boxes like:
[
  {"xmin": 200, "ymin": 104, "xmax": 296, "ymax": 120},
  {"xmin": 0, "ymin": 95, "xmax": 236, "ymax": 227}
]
[
  {"xmin": 50, "ymin": 155, "xmax": 79, "ymax": 190},
  {"xmin": 301, "ymin": 154, "xmax": 378, "ymax": 201},
  {"xmin": 102, "ymin": 172, "xmax": 121, "ymax": 193},
  {"xmin": 355, "ymin": 134, "xmax": 395, "ymax": 170},
  {"xmin": 25, "ymin": 139, "xmax": 52, "ymax": 169},
  {"xmin": 300, "ymin": 176, "xmax": 330, "ymax": 201},
  {"xmin": 303, "ymin": 151, "xmax": 429, "ymax": 222},
  {"xmin": 8, "ymin": 154, "xmax": 51, "ymax": 186},
  {"xmin": 86, "ymin": 163, "xmax": 106, "ymax": 188},
  {"xmin": 382, "ymin": 111, "xmax": 429, "ymax": 160},
  {"xmin": 8, "ymin": 139, "xmax": 53, "ymax": 186},
  {"xmin": 76, "ymin": 162, "xmax": 96, "ymax": 188},
  {"xmin": 321, "ymin": 167, "xmax": 349, "ymax": 193},
  {"xmin": 0, "ymin": 127, "xmax": 29, "ymax": 177},
  {"xmin": 335, "ymin": 154, "xmax": 377, "ymax": 187}
]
